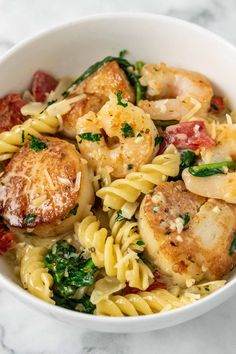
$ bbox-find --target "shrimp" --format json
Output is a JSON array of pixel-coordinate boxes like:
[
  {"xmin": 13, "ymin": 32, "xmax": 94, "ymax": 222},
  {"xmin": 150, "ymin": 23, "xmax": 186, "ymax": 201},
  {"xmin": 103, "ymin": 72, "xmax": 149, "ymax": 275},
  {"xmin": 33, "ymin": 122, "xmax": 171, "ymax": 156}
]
[
  {"xmin": 186, "ymin": 124, "xmax": 236, "ymax": 203},
  {"xmin": 139, "ymin": 181, "xmax": 236, "ymax": 286},
  {"xmin": 76, "ymin": 94, "xmax": 158, "ymax": 178},
  {"xmin": 201, "ymin": 123, "xmax": 236, "ymax": 163},
  {"xmin": 182, "ymin": 168, "xmax": 236, "ymax": 204},
  {"xmin": 139, "ymin": 63, "xmax": 213, "ymax": 121}
]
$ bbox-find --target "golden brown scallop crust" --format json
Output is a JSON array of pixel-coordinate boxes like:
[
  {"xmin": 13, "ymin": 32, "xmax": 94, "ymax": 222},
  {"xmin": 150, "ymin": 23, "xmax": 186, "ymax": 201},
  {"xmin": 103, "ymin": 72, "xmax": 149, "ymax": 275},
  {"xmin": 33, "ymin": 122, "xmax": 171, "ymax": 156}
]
[
  {"xmin": 139, "ymin": 181, "xmax": 236, "ymax": 285},
  {"xmin": 0, "ymin": 136, "xmax": 94, "ymax": 236},
  {"xmin": 62, "ymin": 61, "xmax": 135, "ymax": 139},
  {"xmin": 74, "ymin": 61, "xmax": 135, "ymax": 102},
  {"xmin": 62, "ymin": 93, "xmax": 107, "ymax": 138}
]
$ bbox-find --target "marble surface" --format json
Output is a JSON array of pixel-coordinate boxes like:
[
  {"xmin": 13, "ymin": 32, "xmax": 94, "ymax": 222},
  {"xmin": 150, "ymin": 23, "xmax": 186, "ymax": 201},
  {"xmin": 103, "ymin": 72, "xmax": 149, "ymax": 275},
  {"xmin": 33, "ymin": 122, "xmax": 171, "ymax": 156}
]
[{"xmin": 1, "ymin": 0, "xmax": 236, "ymax": 353}]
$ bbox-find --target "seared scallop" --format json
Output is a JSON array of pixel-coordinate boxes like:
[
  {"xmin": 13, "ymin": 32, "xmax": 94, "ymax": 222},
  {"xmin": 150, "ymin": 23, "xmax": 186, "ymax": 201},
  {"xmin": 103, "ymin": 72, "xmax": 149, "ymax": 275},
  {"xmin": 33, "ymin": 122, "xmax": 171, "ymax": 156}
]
[
  {"xmin": 73, "ymin": 61, "xmax": 135, "ymax": 102},
  {"xmin": 62, "ymin": 61, "xmax": 135, "ymax": 138},
  {"xmin": 62, "ymin": 94, "xmax": 107, "ymax": 139},
  {"xmin": 139, "ymin": 181, "xmax": 236, "ymax": 286},
  {"xmin": 0, "ymin": 136, "xmax": 94, "ymax": 237}
]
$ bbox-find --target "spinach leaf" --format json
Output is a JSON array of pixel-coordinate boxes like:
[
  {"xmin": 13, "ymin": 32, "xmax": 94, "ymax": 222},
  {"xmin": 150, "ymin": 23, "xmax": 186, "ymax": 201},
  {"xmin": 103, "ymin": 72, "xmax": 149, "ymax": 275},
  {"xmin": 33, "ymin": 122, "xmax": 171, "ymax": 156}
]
[
  {"xmin": 44, "ymin": 240, "xmax": 97, "ymax": 301},
  {"xmin": 153, "ymin": 120, "xmax": 178, "ymax": 128},
  {"xmin": 189, "ymin": 161, "xmax": 236, "ymax": 177},
  {"xmin": 180, "ymin": 150, "xmax": 197, "ymax": 171},
  {"xmin": 53, "ymin": 294, "xmax": 95, "ymax": 314}
]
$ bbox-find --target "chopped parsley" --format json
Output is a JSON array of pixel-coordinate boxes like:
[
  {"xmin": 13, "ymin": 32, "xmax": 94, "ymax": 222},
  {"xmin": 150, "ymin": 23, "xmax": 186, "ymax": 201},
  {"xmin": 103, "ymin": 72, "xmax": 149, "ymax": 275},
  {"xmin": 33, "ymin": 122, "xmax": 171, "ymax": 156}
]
[
  {"xmin": 136, "ymin": 240, "xmax": 145, "ymax": 246},
  {"xmin": 21, "ymin": 130, "xmax": 25, "ymax": 143},
  {"xmin": 78, "ymin": 132, "xmax": 102, "ymax": 142},
  {"xmin": 115, "ymin": 210, "xmax": 129, "ymax": 222},
  {"xmin": 204, "ymin": 286, "xmax": 210, "ymax": 292},
  {"xmin": 29, "ymin": 135, "xmax": 47, "ymax": 152},
  {"xmin": 64, "ymin": 203, "xmax": 79, "ymax": 219},
  {"xmin": 152, "ymin": 206, "xmax": 159, "ymax": 213},
  {"xmin": 127, "ymin": 164, "xmax": 133, "ymax": 170},
  {"xmin": 229, "ymin": 231, "xmax": 236, "ymax": 255},
  {"xmin": 23, "ymin": 213, "xmax": 36, "ymax": 224},
  {"xmin": 179, "ymin": 212, "xmax": 190, "ymax": 226},
  {"xmin": 119, "ymin": 49, "xmax": 128, "ymax": 58},
  {"xmin": 155, "ymin": 136, "xmax": 164, "ymax": 147},
  {"xmin": 117, "ymin": 90, "xmax": 128, "ymax": 108},
  {"xmin": 47, "ymin": 99, "xmax": 57, "ymax": 106},
  {"xmin": 121, "ymin": 123, "xmax": 134, "ymax": 138}
]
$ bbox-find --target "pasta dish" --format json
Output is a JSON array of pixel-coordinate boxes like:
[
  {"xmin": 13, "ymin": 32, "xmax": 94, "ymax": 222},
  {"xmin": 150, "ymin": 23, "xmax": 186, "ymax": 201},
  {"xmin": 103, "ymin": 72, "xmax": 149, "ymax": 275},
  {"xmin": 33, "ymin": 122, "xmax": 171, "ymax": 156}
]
[{"xmin": 0, "ymin": 51, "xmax": 234, "ymax": 317}]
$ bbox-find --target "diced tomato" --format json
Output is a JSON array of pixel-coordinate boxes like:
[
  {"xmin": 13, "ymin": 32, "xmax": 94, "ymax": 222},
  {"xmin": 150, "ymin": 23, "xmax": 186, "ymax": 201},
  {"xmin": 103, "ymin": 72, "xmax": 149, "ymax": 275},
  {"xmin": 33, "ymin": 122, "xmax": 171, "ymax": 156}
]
[
  {"xmin": 0, "ymin": 94, "xmax": 27, "ymax": 133},
  {"xmin": 123, "ymin": 269, "xmax": 166, "ymax": 295},
  {"xmin": 0, "ymin": 223, "xmax": 16, "ymax": 255},
  {"xmin": 164, "ymin": 121, "xmax": 215, "ymax": 150},
  {"xmin": 31, "ymin": 70, "xmax": 58, "ymax": 102},
  {"xmin": 209, "ymin": 95, "xmax": 225, "ymax": 113}
]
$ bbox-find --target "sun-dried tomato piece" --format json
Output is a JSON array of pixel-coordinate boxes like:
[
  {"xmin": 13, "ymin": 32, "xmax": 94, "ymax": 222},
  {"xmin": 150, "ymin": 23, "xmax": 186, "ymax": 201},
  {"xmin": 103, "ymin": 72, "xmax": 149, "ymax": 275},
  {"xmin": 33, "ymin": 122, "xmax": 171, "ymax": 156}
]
[
  {"xmin": 164, "ymin": 121, "xmax": 215, "ymax": 150},
  {"xmin": 0, "ymin": 94, "xmax": 27, "ymax": 133},
  {"xmin": 0, "ymin": 223, "xmax": 16, "ymax": 255},
  {"xmin": 31, "ymin": 70, "xmax": 58, "ymax": 102}
]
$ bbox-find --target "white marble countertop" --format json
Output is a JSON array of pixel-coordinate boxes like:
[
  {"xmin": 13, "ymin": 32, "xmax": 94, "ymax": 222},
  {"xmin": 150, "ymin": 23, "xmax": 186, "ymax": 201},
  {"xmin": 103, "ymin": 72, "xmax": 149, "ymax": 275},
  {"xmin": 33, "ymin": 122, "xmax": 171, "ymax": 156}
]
[{"xmin": 1, "ymin": 0, "xmax": 236, "ymax": 353}]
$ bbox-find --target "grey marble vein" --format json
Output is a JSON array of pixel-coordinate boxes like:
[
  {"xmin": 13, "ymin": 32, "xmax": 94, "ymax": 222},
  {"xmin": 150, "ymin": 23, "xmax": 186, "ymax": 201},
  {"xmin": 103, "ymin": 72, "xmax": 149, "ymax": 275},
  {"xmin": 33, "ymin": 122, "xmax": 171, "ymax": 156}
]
[{"xmin": 0, "ymin": 325, "xmax": 15, "ymax": 354}]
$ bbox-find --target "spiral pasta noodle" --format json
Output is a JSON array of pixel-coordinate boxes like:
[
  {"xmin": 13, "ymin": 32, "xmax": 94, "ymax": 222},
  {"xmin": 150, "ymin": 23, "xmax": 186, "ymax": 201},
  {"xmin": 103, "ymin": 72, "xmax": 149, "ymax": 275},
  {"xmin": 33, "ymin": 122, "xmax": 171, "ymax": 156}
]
[
  {"xmin": 74, "ymin": 215, "xmax": 153, "ymax": 290},
  {"xmin": 96, "ymin": 144, "xmax": 180, "ymax": 210},
  {"xmin": 19, "ymin": 245, "xmax": 54, "ymax": 304},
  {"xmin": 95, "ymin": 280, "xmax": 226, "ymax": 316},
  {"xmin": 95, "ymin": 289, "xmax": 183, "ymax": 316},
  {"xmin": 109, "ymin": 211, "xmax": 145, "ymax": 253}
]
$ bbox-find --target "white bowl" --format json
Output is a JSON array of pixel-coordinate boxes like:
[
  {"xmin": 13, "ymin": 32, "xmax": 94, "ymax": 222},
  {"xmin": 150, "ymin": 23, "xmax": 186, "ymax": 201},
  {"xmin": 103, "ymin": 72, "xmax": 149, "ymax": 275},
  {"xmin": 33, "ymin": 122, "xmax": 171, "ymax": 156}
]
[{"xmin": 0, "ymin": 13, "xmax": 236, "ymax": 333}]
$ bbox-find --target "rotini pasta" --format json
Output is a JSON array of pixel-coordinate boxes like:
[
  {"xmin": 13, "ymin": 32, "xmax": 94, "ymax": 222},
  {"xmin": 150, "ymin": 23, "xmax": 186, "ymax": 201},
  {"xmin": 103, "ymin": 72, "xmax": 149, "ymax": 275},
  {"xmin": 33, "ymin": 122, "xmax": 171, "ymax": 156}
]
[
  {"xmin": 96, "ymin": 144, "xmax": 180, "ymax": 210},
  {"xmin": 95, "ymin": 280, "xmax": 226, "ymax": 316},
  {"xmin": 74, "ymin": 215, "xmax": 153, "ymax": 290},
  {"xmin": 109, "ymin": 211, "xmax": 145, "ymax": 253},
  {"xmin": 95, "ymin": 289, "xmax": 183, "ymax": 316},
  {"xmin": 19, "ymin": 245, "xmax": 54, "ymax": 304}
]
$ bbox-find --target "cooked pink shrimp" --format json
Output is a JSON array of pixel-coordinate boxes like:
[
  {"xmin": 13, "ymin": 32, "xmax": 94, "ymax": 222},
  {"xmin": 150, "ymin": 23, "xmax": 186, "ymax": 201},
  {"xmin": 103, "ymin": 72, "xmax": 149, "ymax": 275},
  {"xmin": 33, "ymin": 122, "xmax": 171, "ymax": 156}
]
[
  {"xmin": 76, "ymin": 94, "xmax": 158, "ymax": 178},
  {"xmin": 139, "ymin": 63, "xmax": 213, "ymax": 121}
]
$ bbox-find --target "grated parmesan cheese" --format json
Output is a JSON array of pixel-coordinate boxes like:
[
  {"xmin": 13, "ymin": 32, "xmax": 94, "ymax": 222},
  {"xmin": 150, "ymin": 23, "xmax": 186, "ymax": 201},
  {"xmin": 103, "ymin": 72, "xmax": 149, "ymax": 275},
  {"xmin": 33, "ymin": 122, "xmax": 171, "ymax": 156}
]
[
  {"xmin": 32, "ymin": 194, "xmax": 47, "ymax": 206},
  {"xmin": 212, "ymin": 206, "xmax": 220, "ymax": 214},
  {"xmin": 186, "ymin": 278, "xmax": 196, "ymax": 288},
  {"xmin": 181, "ymin": 97, "xmax": 202, "ymax": 121},
  {"xmin": 151, "ymin": 192, "xmax": 166, "ymax": 204},
  {"xmin": 57, "ymin": 177, "xmax": 72, "ymax": 186},
  {"xmin": 176, "ymin": 235, "xmax": 183, "ymax": 242},
  {"xmin": 226, "ymin": 113, "xmax": 233, "ymax": 125},
  {"xmin": 44, "ymin": 168, "xmax": 55, "ymax": 190},
  {"xmin": 74, "ymin": 172, "xmax": 82, "ymax": 192}
]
